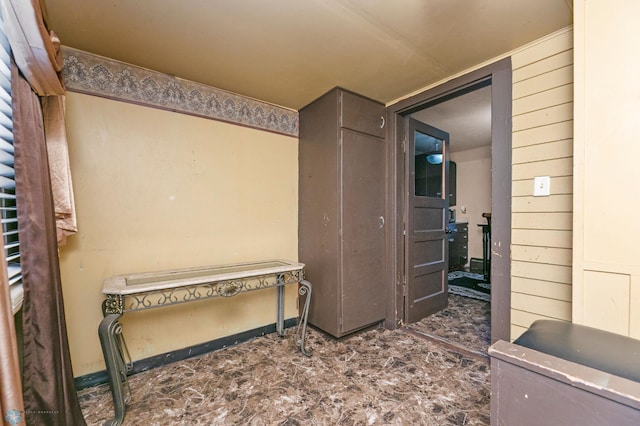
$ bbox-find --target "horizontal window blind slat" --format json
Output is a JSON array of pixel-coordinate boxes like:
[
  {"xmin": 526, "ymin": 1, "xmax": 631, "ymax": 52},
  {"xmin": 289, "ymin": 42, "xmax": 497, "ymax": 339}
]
[
  {"xmin": 4, "ymin": 241, "xmax": 19, "ymax": 251},
  {"xmin": 0, "ymin": 130, "xmax": 12, "ymax": 147},
  {"xmin": 0, "ymin": 59, "xmax": 9, "ymax": 81},
  {"xmin": 1, "ymin": 217, "xmax": 17, "ymax": 225},
  {"xmin": 0, "ymin": 101, "xmax": 11, "ymax": 120},
  {"xmin": 6, "ymin": 253, "xmax": 19, "ymax": 262},
  {"xmin": 7, "ymin": 264, "xmax": 20, "ymax": 279},
  {"xmin": 0, "ymin": 84, "xmax": 9, "ymax": 101},
  {"xmin": 0, "ymin": 137, "xmax": 13, "ymax": 152},
  {"xmin": 9, "ymin": 273, "xmax": 21, "ymax": 286},
  {"xmin": 0, "ymin": 162, "xmax": 14, "ymax": 176},
  {"xmin": 7, "ymin": 268, "xmax": 21, "ymax": 289},
  {"xmin": 3, "ymin": 229, "xmax": 18, "ymax": 238},
  {"xmin": 0, "ymin": 192, "xmax": 16, "ymax": 199},
  {"xmin": 0, "ymin": 150, "xmax": 13, "ymax": 163},
  {"xmin": 0, "ymin": 26, "xmax": 10, "ymax": 56},
  {"xmin": 0, "ymin": 178, "xmax": 15, "ymax": 188},
  {"xmin": 0, "ymin": 123, "xmax": 12, "ymax": 140},
  {"xmin": 0, "ymin": 71, "xmax": 9, "ymax": 92},
  {"xmin": 0, "ymin": 43, "xmax": 9, "ymax": 64},
  {"xmin": 10, "ymin": 283, "xmax": 23, "ymax": 314}
]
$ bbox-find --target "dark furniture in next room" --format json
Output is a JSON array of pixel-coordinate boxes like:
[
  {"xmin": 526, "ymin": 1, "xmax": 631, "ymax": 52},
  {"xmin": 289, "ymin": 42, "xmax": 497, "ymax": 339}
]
[
  {"xmin": 448, "ymin": 222, "xmax": 468, "ymax": 271},
  {"xmin": 478, "ymin": 212, "xmax": 491, "ymax": 282}
]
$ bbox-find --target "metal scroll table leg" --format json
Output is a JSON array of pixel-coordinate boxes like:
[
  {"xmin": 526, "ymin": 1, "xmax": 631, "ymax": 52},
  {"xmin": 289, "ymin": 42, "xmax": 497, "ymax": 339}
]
[
  {"xmin": 276, "ymin": 275, "xmax": 285, "ymax": 337},
  {"xmin": 98, "ymin": 313, "xmax": 130, "ymax": 426},
  {"xmin": 295, "ymin": 279, "xmax": 312, "ymax": 356}
]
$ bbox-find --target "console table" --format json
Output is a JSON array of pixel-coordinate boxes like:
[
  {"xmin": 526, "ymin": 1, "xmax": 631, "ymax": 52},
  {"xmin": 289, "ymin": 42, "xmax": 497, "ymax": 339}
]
[{"xmin": 98, "ymin": 260, "xmax": 312, "ymax": 426}]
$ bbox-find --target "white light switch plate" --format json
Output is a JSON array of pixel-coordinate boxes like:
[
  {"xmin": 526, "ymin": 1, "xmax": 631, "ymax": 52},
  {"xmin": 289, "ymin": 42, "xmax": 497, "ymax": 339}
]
[{"xmin": 533, "ymin": 176, "xmax": 551, "ymax": 196}]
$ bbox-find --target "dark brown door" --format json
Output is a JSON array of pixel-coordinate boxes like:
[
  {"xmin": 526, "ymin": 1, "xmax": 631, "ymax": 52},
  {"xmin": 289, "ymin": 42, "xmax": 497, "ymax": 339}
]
[
  {"xmin": 405, "ymin": 118, "xmax": 450, "ymax": 323},
  {"xmin": 341, "ymin": 128, "xmax": 386, "ymax": 333}
]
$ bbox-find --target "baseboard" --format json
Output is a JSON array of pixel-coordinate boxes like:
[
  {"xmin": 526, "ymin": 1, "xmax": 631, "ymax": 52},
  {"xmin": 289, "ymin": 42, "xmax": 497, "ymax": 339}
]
[{"xmin": 75, "ymin": 318, "xmax": 298, "ymax": 390}]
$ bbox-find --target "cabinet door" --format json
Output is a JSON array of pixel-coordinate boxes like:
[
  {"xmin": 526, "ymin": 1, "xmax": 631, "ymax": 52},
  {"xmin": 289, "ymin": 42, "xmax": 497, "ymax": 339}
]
[
  {"xmin": 340, "ymin": 91, "xmax": 386, "ymax": 138},
  {"xmin": 340, "ymin": 129, "xmax": 386, "ymax": 333}
]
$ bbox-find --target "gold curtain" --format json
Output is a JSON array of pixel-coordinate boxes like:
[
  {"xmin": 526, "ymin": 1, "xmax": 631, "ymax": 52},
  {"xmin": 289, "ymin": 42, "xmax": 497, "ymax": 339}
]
[
  {"xmin": 1, "ymin": 0, "xmax": 77, "ymax": 245},
  {"xmin": 41, "ymin": 95, "xmax": 77, "ymax": 244}
]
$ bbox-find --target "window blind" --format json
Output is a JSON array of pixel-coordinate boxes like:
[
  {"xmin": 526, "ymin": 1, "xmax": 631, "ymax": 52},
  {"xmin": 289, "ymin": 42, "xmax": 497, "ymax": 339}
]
[{"xmin": 0, "ymin": 13, "xmax": 21, "ymax": 314}]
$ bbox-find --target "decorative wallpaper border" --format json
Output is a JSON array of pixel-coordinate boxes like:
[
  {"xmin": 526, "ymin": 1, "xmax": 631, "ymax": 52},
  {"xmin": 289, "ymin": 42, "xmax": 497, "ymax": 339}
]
[{"xmin": 61, "ymin": 46, "xmax": 299, "ymax": 137}]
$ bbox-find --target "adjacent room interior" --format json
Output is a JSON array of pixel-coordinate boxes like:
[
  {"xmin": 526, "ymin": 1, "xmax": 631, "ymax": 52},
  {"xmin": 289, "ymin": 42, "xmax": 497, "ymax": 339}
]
[{"xmin": 406, "ymin": 82, "xmax": 493, "ymax": 353}]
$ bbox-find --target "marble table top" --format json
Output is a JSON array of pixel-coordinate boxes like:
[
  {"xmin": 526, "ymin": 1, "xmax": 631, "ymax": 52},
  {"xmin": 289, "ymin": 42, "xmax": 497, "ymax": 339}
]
[{"xmin": 102, "ymin": 260, "xmax": 305, "ymax": 295}]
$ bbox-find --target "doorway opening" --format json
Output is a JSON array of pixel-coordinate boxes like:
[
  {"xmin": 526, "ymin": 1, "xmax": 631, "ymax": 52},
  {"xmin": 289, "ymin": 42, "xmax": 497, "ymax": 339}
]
[{"xmin": 385, "ymin": 58, "xmax": 512, "ymax": 347}]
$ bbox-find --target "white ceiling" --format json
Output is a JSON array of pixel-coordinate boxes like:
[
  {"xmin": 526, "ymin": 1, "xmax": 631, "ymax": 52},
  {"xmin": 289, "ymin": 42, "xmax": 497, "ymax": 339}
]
[
  {"xmin": 42, "ymin": 0, "xmax": 573, "ymax": 110},
  {"xmin": 412, "ymin": 85, "xmax": 492, "ymax": 153}
]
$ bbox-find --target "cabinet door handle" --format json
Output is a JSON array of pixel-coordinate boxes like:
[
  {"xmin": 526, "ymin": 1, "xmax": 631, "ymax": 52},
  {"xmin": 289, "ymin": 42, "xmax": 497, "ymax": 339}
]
[
  {"xmin": 379, "ymin": 216, "xmax": 385, "ymax": 228},
  {"xmin": 380, "ymin": 116, "xmax": 385, "ymax": 129}
]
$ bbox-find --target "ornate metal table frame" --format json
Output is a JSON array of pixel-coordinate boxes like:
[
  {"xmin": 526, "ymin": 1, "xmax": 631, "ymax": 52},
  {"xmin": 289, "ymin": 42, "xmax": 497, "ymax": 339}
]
[{"xmin": 98, "ymin": 260, "xmax": 312, "ymax": 426}]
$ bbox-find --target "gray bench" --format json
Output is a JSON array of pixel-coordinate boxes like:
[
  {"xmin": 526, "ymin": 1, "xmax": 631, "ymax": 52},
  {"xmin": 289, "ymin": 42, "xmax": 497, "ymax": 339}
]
[{"xmin": 489, "ymin": 320, "xmax": 640, "ymax": 425}]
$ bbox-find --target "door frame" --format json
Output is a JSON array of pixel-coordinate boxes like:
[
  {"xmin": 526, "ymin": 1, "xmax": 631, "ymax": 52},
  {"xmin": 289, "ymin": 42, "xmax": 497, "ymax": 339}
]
[{"xmin": 384, "ymin": 58, "xmax": 512, "ymax": 343}]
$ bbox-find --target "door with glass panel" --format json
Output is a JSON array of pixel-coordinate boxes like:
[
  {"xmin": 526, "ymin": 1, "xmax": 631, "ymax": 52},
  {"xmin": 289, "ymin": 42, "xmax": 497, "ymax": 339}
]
[{"xmin": 405, "ymin": 118, "xmax": 450, "ymax": 323}]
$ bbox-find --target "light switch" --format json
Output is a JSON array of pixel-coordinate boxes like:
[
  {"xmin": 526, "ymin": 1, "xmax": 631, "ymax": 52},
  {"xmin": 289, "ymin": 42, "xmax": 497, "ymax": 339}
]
[{"xmin": 533, "ymin": 176, "xmax": 551, "ymax": 196}]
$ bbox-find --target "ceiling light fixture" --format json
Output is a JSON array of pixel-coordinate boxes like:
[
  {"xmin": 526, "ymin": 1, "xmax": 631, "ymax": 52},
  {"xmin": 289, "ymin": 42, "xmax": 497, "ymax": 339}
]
[
  {"xmin": 426, "ymin": 153, "xmax": 443, "ymax": 165},
  {"xmin": 426, "ymin": 141, "xmax": 443, "ymax": 165}
]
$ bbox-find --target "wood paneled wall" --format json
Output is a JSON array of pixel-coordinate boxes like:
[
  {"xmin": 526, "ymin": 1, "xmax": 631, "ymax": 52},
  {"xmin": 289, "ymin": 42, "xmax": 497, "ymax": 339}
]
[
  {"xmin": 510, "ymin": 29, "xmax": 574, "ymax": 340},
  {"xmin": 574, "ymin": 1, "xmax": 640, "ymax": 339}
]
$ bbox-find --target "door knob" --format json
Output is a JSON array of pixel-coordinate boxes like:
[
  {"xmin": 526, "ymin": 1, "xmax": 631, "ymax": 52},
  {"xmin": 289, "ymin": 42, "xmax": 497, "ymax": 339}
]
[{"xmin": 379, "ymin": 216, "xmax": 385, "ymax": 228}]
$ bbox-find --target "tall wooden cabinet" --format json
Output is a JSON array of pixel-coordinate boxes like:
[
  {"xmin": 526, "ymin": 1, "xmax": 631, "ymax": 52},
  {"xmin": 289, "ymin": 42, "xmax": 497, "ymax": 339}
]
[{"xmin": 299, "ymin": 88, "xmax": 386, "ymax": 338}]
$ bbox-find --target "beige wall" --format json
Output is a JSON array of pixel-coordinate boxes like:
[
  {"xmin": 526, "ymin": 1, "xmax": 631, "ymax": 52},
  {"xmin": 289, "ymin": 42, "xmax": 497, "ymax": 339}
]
[
  {"xmin": 450, "ymin": 146, "xmax": 491, "ymax": 262},
  {"xmin": 509, "ymin": 29, "xmax": 574, "ymax": 340},
  {"xmin": 60, "ymin": 93, "xmax": 299, "ymax": 377},
  {"xmin": 573, "ymin": 1, "xmax": 640, "ymax": 338}
]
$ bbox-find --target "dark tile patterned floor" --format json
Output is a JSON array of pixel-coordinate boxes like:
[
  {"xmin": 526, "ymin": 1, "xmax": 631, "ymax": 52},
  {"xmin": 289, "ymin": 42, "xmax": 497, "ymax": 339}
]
[
  {"xmin": 78, "ymin": 295, "xmax": 491, "ymax": 425},
  {"xmin": 406, "ymin": 294, "xmax": 492, "ymax": 357}
]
